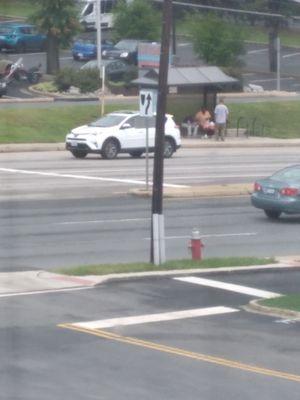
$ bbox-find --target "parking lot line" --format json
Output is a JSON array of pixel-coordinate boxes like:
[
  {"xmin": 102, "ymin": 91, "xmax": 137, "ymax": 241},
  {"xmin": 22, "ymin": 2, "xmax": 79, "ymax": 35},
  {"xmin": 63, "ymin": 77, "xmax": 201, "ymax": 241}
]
[
  {"xmin": 174, "ymin": 277, "xmax": 280, "ymax": 298},
  {"xmin": 70, "ymin": 306, "xmax": 239, "ymax": 329}
]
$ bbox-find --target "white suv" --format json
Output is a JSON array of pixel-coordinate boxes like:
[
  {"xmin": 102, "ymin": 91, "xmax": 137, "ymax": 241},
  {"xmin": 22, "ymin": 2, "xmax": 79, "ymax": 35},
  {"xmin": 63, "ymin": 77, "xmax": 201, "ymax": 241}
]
[{"xmin": 65, "ymin": 110, "xmax": 181, "ymax": 159}]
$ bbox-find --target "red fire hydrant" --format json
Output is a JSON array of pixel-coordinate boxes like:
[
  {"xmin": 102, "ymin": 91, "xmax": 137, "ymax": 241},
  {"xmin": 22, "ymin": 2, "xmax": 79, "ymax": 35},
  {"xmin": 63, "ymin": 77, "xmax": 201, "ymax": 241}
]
[{"xmin": 189, "ymin": 228, "xmax": 204, "ymax": 260}]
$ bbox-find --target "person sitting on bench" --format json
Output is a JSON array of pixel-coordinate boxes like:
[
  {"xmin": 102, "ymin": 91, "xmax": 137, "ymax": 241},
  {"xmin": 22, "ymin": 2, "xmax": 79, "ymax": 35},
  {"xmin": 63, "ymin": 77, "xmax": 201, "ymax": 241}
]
[{"xmin": 195, "ymin": 107, "xmax": 215, "ymax": 137}]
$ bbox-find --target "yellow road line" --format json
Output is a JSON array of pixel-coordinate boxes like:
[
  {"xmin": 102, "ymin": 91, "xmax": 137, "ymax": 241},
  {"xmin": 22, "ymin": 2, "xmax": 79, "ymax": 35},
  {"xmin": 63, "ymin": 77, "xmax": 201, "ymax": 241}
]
[{"xmin": 58, "ymin": 323, "xmax": 300, "ymax": 383}]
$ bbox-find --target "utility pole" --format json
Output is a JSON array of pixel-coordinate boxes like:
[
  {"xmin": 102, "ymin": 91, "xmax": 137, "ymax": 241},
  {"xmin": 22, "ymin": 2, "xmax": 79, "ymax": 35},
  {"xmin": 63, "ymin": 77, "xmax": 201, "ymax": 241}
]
[
  {"xmin": 96, "ymin": 0, "xmax": 105, "ymax": 115},
  {"xmin": 268, "ymin": 0, "xmax": 280, "ymax": 72},
  {"xmin": 151, "ymin": 0, "xmax": 173, "ymax": 265}
]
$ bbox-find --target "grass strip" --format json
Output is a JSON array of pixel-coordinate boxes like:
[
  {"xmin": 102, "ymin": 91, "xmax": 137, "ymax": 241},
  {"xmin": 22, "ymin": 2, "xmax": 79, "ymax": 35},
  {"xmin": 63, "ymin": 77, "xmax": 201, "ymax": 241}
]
[
  {"xmin": 0, "ymin": 104, "xmax": 135, "ymax": 143},
  {"xmin": 1, "ymin": 100, "xmax": 300, "ymax": 143},
  {"xmin": 260, "ymin": 294, "xmax": 300, "ymax": 312},
  {"xmin": 0, "ymin": 0, "xmax": 36, "ymax": 18},
  {"xmin": 56, "ymin": 257, "xmax": 275, "ymax": 276}
]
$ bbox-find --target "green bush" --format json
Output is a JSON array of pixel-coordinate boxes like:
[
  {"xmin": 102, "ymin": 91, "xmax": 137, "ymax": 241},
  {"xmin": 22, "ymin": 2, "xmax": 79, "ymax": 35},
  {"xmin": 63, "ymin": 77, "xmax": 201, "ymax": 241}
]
[
  {"xmin": 74, "ymin": 68, "xmax": 101, "ymax": 93},
  {"xmin": 55, "ymin": 67, "xmax": 76, "ymax": 92},
  {"xmin": 54, "ymin": 67, "xmax": 101, "ymax": 93}
]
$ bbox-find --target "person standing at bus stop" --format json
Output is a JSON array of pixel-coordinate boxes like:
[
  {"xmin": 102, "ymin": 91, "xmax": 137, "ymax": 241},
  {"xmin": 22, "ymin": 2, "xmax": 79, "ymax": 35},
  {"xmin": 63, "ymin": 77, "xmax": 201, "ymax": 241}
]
[{"xmin": 214, "ymin": 98, "xmax": 229, "ymax": 141}]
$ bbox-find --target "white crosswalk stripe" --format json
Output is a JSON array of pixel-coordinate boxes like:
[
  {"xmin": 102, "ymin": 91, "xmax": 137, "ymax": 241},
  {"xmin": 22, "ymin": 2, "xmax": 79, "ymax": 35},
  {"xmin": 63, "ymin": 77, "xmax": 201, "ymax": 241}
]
[{"xmin": 174, "ymin": 276, "xmax": 280, "ymax": 298}]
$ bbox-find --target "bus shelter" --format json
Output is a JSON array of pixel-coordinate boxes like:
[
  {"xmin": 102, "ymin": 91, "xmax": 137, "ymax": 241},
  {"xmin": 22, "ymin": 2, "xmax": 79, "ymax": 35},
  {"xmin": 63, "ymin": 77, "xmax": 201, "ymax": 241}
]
[{"xmin": 132, "ymin": 66, "xmax": 239, "ymax": 129}]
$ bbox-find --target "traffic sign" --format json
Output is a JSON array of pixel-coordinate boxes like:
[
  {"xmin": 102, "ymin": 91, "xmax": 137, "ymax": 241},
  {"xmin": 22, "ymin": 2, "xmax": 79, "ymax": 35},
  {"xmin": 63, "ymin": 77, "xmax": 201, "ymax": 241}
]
[{"xmin": 139, "ymin": 90, "xmax": 157, "ymax": 117}]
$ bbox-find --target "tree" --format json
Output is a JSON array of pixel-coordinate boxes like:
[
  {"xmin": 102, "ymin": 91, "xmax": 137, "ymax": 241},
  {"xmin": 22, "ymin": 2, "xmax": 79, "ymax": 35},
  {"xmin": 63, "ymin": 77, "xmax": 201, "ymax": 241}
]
[
  {"xmin": 30, "ymin": 0, "xmax": 80, "ymax": 74},
  {"xmin": 112, "ymin": 0, "xmax": 161, "ymax": 41},
  {"xmin": 186, "ymin": 13, "xmax": 245, "ymax": 67}
]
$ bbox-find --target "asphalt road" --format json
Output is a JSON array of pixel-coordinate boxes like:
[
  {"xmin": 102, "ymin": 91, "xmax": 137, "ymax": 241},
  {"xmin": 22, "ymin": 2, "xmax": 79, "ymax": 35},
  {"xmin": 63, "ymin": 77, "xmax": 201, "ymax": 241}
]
[
  {"xmin": 1, "ymin": 268, "xmax": 299, "ymax": 399},
  {"xmin": 0, "ymin": 147, "xmax": 300, "ymax": 271}
]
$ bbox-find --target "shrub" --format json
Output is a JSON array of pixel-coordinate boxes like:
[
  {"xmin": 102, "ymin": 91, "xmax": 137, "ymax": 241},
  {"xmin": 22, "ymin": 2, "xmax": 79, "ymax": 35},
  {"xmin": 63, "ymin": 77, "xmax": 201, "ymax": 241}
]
[
  {"xmin": 54, "ymin": 67, "xmax": 101, "ymax": 93},
  {"xmin": 74, "ymin": 68, "xmax": 101, "ymax": 93},
  {"xmin": 54, "ymin": 67, "xmax": 76, "ymax": 92}
]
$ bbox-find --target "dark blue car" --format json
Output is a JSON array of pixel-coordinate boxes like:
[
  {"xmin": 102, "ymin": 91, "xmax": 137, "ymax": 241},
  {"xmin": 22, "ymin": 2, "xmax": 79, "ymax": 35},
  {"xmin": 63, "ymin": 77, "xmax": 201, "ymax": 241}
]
[
  {"xmin": 0, "ymin": 23, "xmax": 46, "ymax": 53},
  {"xmin": 72, "ymin": 37, "xmax": 114, "ymax": 61}
]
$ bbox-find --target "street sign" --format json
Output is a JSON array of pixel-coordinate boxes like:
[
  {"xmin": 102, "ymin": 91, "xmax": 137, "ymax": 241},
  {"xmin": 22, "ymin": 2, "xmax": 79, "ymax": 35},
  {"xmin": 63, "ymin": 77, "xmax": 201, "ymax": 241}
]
[{"xmin": 139, "ymin": 90, "xmax": 157, "ymax": 117}]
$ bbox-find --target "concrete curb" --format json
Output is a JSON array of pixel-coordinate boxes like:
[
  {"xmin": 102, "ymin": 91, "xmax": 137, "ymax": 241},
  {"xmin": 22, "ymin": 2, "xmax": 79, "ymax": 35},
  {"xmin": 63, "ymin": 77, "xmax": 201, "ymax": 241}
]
[
  {"xmin": 0, "ymin": 143, "xmax": 65, "ymax": 153},
  {"xmin": 245, "ymin": 299, "xmax": 300, "ymax": 320},
  {"xmin": 1, "ymin": 138, "xmax": 300, "ymax": 153},
  {"xmin": 0, "ymin": 97, "xmax": 54, "ymax": 104},
  {"xmin": 129, "ymin": 183, "xmax": 252, "ymax": 198},
  {"xmin": 83, "ymin": 262, "xmax": 298, "ymax": 286},
  {"xmin": 1, "ymin": 262, "xmax": 299, "ymax": 297}
]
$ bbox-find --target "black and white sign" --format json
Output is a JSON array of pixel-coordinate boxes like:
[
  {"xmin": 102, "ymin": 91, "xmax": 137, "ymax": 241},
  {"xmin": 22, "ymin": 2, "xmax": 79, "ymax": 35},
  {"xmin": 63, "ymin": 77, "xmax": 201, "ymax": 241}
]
[{"xmin": 139, "ymin": 90, "xmax": 157, "ymax": 117}]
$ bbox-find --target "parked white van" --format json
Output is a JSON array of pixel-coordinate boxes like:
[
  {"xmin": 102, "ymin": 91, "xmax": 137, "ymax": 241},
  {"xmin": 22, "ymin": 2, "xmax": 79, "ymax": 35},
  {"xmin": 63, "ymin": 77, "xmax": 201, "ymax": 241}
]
[{"xmin": 79, "ymin": 0, "xmax": 118, "ymax": 30}]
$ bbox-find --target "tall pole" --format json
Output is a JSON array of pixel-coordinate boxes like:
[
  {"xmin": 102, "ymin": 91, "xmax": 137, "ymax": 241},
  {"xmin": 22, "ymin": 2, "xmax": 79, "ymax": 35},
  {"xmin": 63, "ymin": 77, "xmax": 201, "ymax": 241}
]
[
  {"xmin": 96, "ymin": 0, "xmax": 104, "ymax": 114},
  {"xmin": 151, "ymin": 0, "xmax": 172, "ymax": 265},
  {"xmin": 276, "ymin": 37, "xmax": 280, "ymax": 91}
]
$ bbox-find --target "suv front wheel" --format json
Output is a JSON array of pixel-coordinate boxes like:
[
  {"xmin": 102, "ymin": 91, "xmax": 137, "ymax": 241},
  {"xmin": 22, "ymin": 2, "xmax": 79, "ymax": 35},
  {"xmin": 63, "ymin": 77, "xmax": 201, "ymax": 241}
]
[
  {"xmin": 101, "ymin": 138, "xmax": 119, "ymax": 159},
  {"xmin": 71, "ymin": 149, "xmax": 88, "ymax": 159}
]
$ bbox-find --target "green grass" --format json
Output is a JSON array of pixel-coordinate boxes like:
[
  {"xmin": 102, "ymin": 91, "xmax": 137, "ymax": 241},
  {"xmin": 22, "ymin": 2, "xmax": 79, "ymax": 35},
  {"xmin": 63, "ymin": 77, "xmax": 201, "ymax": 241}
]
[
  {"xmin": 260, "ymin": 294, "xmax": 300, "ymax": 312},
  {"xmin": 1, "ymin": 100, "xmax": 300, "ymax": 143},
  {"xmin": 229, "ymin": 101, "xmax": 300, "ymax": 138},
  {"xmin": 0, "ymin": 0, "xmax": 36, "ymax": 18},
  {"xmin": 56, "ymin": 257, "xmax": 275, "ymax": 276},
  {"xmin": 179, "ymin": 18, "xmax": 300, "ymax": 48},
  {"xmin": 0, "ymin": 104, "xmax": 135, "ymax": 143},
  {"xmin": 244, "ymin": 26, "xmax": 300, "ymax": 48}
]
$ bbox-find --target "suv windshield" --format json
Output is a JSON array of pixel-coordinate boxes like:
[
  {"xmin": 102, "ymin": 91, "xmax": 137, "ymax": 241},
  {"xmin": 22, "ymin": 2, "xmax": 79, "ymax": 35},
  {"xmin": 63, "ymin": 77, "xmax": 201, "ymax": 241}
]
[{"xmin": 88, "ymin": 114, "xmax": 125, "ymax": 127}]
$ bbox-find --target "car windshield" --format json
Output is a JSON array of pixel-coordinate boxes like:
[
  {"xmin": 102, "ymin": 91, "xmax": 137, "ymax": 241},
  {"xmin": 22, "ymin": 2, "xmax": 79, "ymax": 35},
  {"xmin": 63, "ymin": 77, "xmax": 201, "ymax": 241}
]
[
  {"xmin": 271, "ymin": 166, "xmax": 300, "ymax": 181},
  {"xmin": 115, "ymin": 40, "xmax": 137, "ymax": 51},
  {"xmin": 88, "ymin": 114, "xmax": 125, "ymax": 127}
]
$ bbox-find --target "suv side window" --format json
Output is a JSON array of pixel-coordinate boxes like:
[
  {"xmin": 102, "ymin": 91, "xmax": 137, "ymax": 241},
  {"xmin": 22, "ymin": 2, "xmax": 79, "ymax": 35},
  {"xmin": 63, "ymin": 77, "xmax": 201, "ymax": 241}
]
[
  {"xmin": 123, "ymin": 116, "xmax": 136, "ymax": 128},
  {"xmin": 134, "ymin": 116, "xmax": 147, "ymax": 129}
]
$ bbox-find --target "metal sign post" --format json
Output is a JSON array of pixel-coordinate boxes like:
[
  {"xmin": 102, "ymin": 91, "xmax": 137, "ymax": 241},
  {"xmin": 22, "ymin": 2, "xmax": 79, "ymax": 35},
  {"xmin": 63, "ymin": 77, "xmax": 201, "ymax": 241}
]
[{"xmin": 139, "ymin": 90, "xmax": 157, "ymax": 191}]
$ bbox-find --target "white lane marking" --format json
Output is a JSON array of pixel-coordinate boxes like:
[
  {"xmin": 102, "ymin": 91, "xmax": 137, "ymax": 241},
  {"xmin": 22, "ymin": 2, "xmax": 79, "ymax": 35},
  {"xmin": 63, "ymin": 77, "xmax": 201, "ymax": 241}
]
[
  {"xmin": 57, "ymin": 217, "xmax": 149, "ymax": 225},
  {"xmin": 0, "ymin": 286, "xmax": 93, "ymax": 299},
  {"xmin": 283, "ymin": 52, "xmax": 300, "ymax": 59},
  {"xmin": 247, "ymin": 48, "xmax": 268, "ymax": 54},
  {"xmin": 72, "ymin": 306, "xmax": 239, "ymax": 329},
  {"xmin": 174, "ymin": 277, "xmax": 280, "ymax": 299},
  {"xmin": 144, "ymin": 232, "xmax": 257, "ymax": 240},
  {"xmin": 0, "ymin": 168, "xmax": 188, "ymax": 188}
]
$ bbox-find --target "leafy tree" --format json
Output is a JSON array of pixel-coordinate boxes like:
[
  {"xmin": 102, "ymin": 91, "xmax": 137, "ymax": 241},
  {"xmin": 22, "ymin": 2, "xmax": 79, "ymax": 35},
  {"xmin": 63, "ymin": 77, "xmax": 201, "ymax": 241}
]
[
  {"xmin": 178, "ymin": 0, "xmax": 300, "ymax": 71},
  {"xmin": 112, "ymin": 0, "xmax": 161, "ymax": 41},
  {"xmin": 186, "ymin": 13, "xmax": 245, "ymax": 67},
  {"xmin": 30, "ymin": 0, "xmax": 80, "ymax": 74}
]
